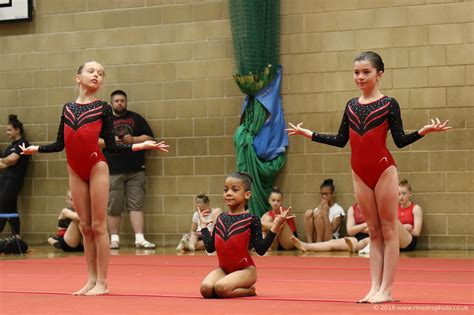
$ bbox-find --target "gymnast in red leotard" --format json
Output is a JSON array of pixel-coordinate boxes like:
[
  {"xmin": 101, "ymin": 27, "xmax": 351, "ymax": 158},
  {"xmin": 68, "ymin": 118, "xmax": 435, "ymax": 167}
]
[
  {"xmin": 199, "ymin": 172, "xmax": 292, "ymax": 298},
  {"xmin": 287, "ymin": 51, "xmax": 450, "ymax": 303},
  {"xmin": 310, "ymin": 95, "xmax": 422, "ymax": 189},
  {"xmin": 38, "ymin": 100, "xmax": 131, "ymax": 181},
  {"xmin": 20, "ymin": 61, "xmax": 169, "ymax": 296}
]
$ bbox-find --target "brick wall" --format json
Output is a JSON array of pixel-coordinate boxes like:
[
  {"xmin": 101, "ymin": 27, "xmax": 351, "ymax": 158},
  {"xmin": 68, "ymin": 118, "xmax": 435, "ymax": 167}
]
[{"xmin": 0, "ymin": 0, "xmax": 472, "ymax": 249}]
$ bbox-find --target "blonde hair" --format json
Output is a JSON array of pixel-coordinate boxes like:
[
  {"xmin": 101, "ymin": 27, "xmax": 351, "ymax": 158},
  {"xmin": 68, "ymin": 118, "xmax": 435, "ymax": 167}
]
[{"xmin": 77, "ymin": 61, "xmax": 105, "ymax": 75}]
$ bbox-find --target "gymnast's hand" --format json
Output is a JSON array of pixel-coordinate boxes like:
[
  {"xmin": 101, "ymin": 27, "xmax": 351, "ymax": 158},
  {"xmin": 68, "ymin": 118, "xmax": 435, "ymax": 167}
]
[
  {"xmin": 19, "ymin": 143, "xmax": 39, "ymax": 155},
  {"xmin": 418, "ymin": 118, "xmax": 451, "ymax": 136},
  {"xmin": 197, "ymin": 207, "xmax": 213, "ymax": 229},
  {"xmin": 286, "ymin": 122, "xmax": 313, "ymax": 139},
  {"xmin": 272, "ymin": 207, "xmax": 295, "ymax": 233},
  {"xmin": 199, "ymin": 207, "xmax": 211, "ymax": 217},
  {"xmin": 134, "ymin": 140, "xmax": 169, "ymax": 152}
]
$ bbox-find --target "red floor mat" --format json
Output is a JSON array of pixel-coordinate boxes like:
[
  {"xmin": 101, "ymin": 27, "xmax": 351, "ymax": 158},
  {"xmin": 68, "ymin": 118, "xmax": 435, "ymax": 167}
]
[{"xmin": 1, "ymin": 255, "xmax": 473, "ymax": 314}]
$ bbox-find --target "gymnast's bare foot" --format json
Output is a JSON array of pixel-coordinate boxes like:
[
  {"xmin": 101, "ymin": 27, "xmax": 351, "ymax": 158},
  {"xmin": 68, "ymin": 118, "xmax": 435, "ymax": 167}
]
[
  {"xmin": 358, "ymin": 287, "xmax": 379, "ymax": 303},
  {"xmin": 85, "ymin": 281, "xmax": 109, "ymax": 296},
  {"xmin": 73, "ymin": 281, "xmax": 96, "ymax": 295},
  {"xmin": 290, "ymin": 236, "xmax": 308, "ymax": 252},
  {"xmin": 368, "ymin": 289, "xmax": 394, "ymax": 304},
  {"xmin": 344, "ymin": 237, "xmax": 356, "ymax": 253},
  {"xmin": 248, "ymin": 285, "xmax": 257, "ymax": 296}
]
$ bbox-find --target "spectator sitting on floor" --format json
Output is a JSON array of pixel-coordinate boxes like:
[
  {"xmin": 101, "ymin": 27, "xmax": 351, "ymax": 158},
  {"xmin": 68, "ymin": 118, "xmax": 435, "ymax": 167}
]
[
  {"xmin": 261, "ymin": 188, "xmax": 297, "ymax": 250},
  {"xmin": 291, "ymin": 198, "xmax": 369, "ymax": 253},
  {"xmin": 176, "ymin": 194, "xmax": 221, "ymax": 252},
  {"xmin": 303, "ymin": 178, "xmax": 345, "ymax": 243},
  {"xmin": 47, "ymin": 190, "xmax": 83, "ymax": 252}
]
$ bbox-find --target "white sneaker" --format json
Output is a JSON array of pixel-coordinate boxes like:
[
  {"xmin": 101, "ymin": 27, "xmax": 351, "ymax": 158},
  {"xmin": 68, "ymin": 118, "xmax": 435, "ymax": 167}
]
[
  {"xmin": 135, "ymin": 239, "xmax": 156, "ymax": 249},
  {"xmin": 176, "ymin": 235, "xmax": 187, "ymax": 251},
  {"xmin": 186, "ymin": 237, "xmax": 195, "ymax": 251},
  {"xmin": 358, "ymin": 243, "xmax": 370, "ymax": 255},
  {"xmin": 110, "ymin": 240, "xmax": 120, "ymax": 250}
]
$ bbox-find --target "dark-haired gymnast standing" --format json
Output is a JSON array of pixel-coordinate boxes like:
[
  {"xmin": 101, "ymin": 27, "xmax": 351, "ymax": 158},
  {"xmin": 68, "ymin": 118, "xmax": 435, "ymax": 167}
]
[{"xmin": 287, "ymin": 51, "xmax": 450, "ymax": 303}]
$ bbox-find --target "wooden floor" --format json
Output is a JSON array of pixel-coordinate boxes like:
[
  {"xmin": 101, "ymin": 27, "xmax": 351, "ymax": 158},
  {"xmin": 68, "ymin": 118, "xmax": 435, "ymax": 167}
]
[{"xmin": 1, "ymin": 245, "xmax": 474, "ymax": 261}]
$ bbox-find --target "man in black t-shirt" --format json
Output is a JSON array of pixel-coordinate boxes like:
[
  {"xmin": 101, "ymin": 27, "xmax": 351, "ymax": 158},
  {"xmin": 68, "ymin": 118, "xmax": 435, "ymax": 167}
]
[{"xmin": 101, "ymin": 90, "xmax": 156, "ymax": 249}]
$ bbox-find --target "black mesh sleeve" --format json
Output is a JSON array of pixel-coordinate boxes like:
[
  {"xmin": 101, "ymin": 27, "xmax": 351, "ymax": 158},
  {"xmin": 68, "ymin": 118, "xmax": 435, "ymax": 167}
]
[
  {"xmin": 311, "ymin": 107, "xmax": 350, "ymax": 148},
  {"xmin": 250, "ymin": 215, "xmax": 276, "ymax": 255},
  {"xmin": 38, "ymin": 109, "xmax": 66, "ymax": 153},
  {"xmin": 388, "ymin": 98, "xmax": 424, "ymax": 148},
  {"xmin": 201, "ymin": 225, "xmax": 216, "ymax": 253},
  {"xmin": 101, "ymin": 104, "xmax": 134, "ymax": 153}
]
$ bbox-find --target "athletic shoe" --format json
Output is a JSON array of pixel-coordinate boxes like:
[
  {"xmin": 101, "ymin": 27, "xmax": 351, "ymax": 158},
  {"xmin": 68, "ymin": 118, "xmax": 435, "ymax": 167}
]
[
  {"xmin": 176, "ymin": 235, "xmax": 187, "ymax": 251},
  {"xmin": 358, "ymin": 243, "xmax": 370, "ymax": 255},
  {"xmin": 135, "ymin": 239, "xmax": 156, "ymax": 249},
  {"xmin": 110, "ymin": 240, "xmax": 120, "ymax": 250}
]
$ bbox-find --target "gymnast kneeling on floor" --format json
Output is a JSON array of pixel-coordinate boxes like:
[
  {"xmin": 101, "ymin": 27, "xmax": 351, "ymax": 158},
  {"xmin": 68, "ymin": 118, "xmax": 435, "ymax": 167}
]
[{"xmin": 199, "ymin": 172, "xmax": 292, "ymax": 298}]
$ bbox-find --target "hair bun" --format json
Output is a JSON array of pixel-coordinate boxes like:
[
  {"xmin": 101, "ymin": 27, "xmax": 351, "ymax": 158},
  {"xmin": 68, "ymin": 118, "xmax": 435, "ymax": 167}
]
[
  {"xmin": 323, "ymin": 178, "xmax": 333, "ymax": 184},
  {"xmin": 8, "ymin": 114, "xmax": 18, "ymax": 121},
  {"xmin": 399, "ymin": 178, "xmax": 409, "ymax": 185},
  {"xmin": 238, "ymin": 171, "xmax": 253, "ymax": 183}
]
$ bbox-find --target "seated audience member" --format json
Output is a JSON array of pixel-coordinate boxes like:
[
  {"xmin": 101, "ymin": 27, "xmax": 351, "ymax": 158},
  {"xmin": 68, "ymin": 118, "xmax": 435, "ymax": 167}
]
[
  {"xmin": 291, "ymin": 201, "xmax": 368, "ymax": 252},
  {"xmin": 47, "ymin": 191, "xmax": 83, "ymax": 252},
  {"xmin": 304, "ymin": 179, "xmax": 345, "ymax": 242},
  {"xmin": 176, "ymin": 194, "xmax": 220, "ymax": 251},
  {"xmin": 398, "ymin": 178, "xmax": 422, "ymax": 252},
  {"xmin": 261, "ymin": 188, "xmax": 297, "ymax": 250}
]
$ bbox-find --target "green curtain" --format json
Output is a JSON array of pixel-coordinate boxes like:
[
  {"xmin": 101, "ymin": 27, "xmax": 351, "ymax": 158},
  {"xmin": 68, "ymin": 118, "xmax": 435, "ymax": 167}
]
[{"xmin": 233, "ymin": 99, "xmax": 286, "ymax": 217}]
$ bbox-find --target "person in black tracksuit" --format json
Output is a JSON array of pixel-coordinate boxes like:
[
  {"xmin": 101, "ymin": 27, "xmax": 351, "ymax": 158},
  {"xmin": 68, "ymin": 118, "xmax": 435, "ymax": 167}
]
[{"xmin": 0, "ymin": 115, "xmax": 30, "ymax": 239}]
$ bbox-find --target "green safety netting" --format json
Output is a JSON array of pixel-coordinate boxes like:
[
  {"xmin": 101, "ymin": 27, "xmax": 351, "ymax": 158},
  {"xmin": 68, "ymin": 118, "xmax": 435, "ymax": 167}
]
[
  {"xmin": 229, "ymin": 0, "xmax": 280, "ymax": 82},
  {"xmin": 228, "ymin": 0, "xmax": 286, "ymax": 217}
]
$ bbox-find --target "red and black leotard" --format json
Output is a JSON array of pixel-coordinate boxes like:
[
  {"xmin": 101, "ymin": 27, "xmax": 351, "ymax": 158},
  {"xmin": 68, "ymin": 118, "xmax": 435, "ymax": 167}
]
[
  {"xmin": 201, "ymin": 211, "xmax": 276, "ymax": 274},
  {"xmin": 312, "ymin": 96, "xmax": 423, "ymax": 189},
  {"xmin": 38, "ymin": 100, "xmax": 132, "ymax": 182}
]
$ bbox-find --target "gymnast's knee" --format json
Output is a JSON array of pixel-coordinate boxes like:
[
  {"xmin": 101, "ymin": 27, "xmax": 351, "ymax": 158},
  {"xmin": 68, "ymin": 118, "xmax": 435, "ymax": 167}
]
[
  {"xmin": 200, "ymin": 283, "xmax": 215, "ymax": 298},
  {"xmin": 381, "ymin": 222, "xmax": 397, "ymax": 241},
  {"xmin": 368, "ymin": 227, "xmax": 383, "ymax": 242},
  {"xmin": 91, "ymin": 220, "xmax": 107, "ymax": 237},
  {"xmin": 80, "ymin": 223, "xmax": 93, "ymax": 238},
  {"xmin": 214, "ymin": 282, "xmax": 232, "ymax": 298}
]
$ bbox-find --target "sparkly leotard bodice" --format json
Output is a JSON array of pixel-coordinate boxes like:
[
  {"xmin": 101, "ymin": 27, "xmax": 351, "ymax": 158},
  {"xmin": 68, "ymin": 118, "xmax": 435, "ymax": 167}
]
[
  {"xmin": 312, "ymin": 96, "xmax": 423, "ymax": 189},
  {"xmin": 201, "ymin": 212, "xmax": 276, "ymax": 274},
  {"xmin": 39, "ymin": 100, "xmax": 132, "ymax": 181}
]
